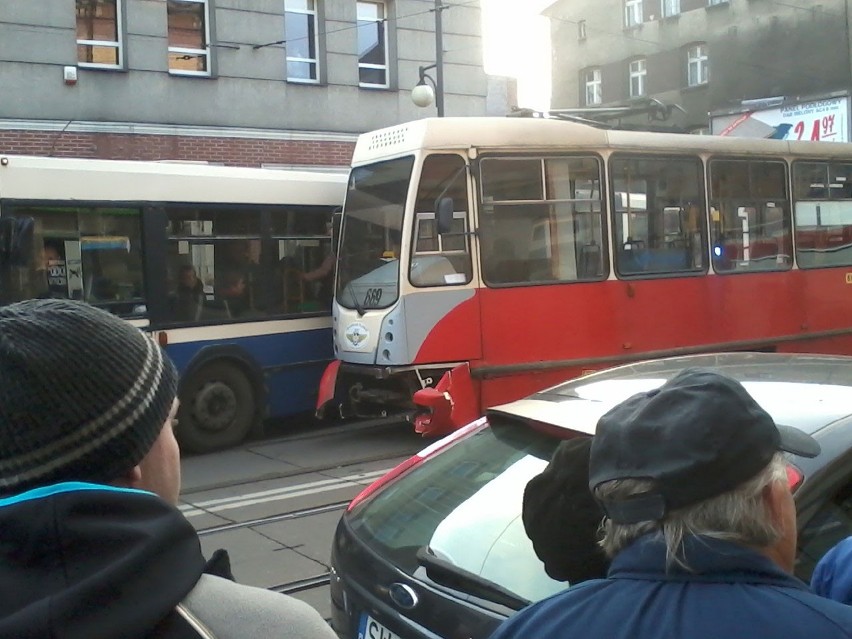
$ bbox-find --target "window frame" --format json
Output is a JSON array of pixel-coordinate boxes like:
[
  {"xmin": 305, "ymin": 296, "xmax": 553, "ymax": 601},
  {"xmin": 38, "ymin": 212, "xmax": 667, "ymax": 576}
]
[
  {"xmin": 687, "ymin": 43, "xmax": 709, "ymax": 87},
  {"xmin": 76, "ymin": 0, "xmax": 124, "ymax": 69},
  {"xmin": 661, "ymin": 0, "xmax": 680, "ymax": 17},
  {"xmin": 609, "ymin": 153, "xmax": 708, "ymax": 279},
  {"xmin": 708, "ymin": 157, "xmax": 793, "ymax": 274},
  {"xmin": 792, "ymin": 160, "xmax": 852, "ymax": 270},
  {"xmin": 584, "ymin": 68, "xmax": 602, "ymax": 106},
  {"xmin": 629, "ymin": 58, "xmax": 646, "ymax": 98},
  {"xmin": 357, "ymin": 0, "xmax": 390, "ymax": 89},
  {"xmin": 624, "ymin": 0, "xmax": 643, "ymax": 28},
  {"xmin": 285, "ymin": 0, "xmax": 321, "ymax": 84},
  {"xmin": 167, "ymin": 0, "xmax": 213, "ymax": 77},
  {"xmin": 478, "ymin": 154, "xmax": 608, "ymax": 287}
]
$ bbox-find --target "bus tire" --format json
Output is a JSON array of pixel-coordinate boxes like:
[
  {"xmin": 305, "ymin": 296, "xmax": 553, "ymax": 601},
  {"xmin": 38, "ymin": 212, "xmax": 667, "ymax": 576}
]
[{"xmin": 177, "ymin": 362, "xmax": 258, "ymax": 454}]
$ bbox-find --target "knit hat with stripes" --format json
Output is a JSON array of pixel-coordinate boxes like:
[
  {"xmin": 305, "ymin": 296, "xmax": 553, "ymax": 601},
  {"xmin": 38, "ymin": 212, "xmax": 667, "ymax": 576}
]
[{"xmin": 0, "ymin": 299, "xmax": 178, "ymax": 496}]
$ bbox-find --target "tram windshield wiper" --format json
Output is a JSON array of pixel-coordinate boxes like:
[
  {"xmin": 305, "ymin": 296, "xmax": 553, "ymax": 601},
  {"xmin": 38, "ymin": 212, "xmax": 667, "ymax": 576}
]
[
  {"xmin": 415, "ymin": 546, "xmax": 529, "ymax": 610},
  {"xmin": 345, "ymin": 280, "xmax": 365, "ymax": 316}
]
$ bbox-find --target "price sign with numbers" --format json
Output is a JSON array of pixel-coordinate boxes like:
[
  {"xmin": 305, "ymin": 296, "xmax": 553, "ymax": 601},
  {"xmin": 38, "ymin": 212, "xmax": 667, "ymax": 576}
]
[{"xmin": 713, "ymin": 96, "xmax": 849, "ymax": 143}]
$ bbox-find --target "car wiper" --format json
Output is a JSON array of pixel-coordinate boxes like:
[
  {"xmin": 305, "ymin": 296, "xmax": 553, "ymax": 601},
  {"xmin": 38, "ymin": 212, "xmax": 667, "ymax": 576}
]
[{"xmin": 416, "ymin": 546, "xmax": 529, "ymax": 610}]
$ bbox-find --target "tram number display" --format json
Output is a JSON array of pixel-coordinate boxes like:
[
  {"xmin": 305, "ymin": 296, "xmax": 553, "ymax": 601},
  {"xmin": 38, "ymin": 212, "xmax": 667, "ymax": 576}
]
[{"xmin": 364, "ymin": 288, "xmax": 382, "ymax": 306}]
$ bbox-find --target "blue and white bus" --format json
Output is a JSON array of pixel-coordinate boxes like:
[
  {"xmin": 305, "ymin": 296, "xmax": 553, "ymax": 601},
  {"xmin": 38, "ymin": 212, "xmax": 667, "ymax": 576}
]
[{"xmin": 0, "ymin": 155, "xmax": 347, "ymax": 452}]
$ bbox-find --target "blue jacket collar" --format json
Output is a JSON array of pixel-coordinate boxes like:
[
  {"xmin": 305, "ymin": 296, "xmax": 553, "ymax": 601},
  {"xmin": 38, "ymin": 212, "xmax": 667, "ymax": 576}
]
[{"xmin": 609, "ymin": 533, "xmax": 809, "ymax": 590}]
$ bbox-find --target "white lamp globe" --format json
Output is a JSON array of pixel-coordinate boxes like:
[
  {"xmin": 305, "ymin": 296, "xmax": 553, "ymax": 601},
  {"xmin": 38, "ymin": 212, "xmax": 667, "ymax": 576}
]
[{"xmin": 411, "ymin": 83, "xmax": 435, "ymax": 108}]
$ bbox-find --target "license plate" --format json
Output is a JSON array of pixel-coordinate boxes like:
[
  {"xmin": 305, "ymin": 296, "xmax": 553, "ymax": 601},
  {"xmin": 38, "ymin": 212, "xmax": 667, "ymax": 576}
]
[{"xmin": 357, "ymin": 613, "xmax": 401, "ymax": 639}]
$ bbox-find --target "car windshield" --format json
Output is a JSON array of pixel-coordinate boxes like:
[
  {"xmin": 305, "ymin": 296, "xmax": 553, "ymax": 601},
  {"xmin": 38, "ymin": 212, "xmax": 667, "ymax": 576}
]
[
  {"xmin": 335, "ymin": 156, "xmax": 413, "ymax": 311},
  {"xmin": 346, "ymin": 417, "xmax": 575, "ymax": 603}
]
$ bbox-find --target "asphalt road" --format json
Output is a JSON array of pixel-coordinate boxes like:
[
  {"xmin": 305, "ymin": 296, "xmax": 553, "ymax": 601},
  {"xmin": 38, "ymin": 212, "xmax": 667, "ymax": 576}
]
[{"xmin": 179, "ymin": 418, "xmax": 427, "ymax": 621}]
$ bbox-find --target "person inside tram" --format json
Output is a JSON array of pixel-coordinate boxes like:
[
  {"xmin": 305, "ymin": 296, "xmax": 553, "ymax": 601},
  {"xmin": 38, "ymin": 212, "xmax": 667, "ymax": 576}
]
[{"xmin": 0, "ymin": 298, "xmax": 339, "ymax": 639}]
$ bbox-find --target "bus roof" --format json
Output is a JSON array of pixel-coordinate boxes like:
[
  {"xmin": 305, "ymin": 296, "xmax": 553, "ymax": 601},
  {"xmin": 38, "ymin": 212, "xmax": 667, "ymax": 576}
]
[
  {"xmin": 0, "ymin": 155, "xmax": 348, "ymax": 206},
  {"xmin": 352, "ymin": 116, "xmax": 852, "ymax": 164}
]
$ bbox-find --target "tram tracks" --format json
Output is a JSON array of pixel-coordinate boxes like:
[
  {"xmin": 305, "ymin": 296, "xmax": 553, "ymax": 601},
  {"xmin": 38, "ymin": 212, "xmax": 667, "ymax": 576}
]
[{"xmin": 196, "ymin": 500, "xmax": 349, "ymax": 536}]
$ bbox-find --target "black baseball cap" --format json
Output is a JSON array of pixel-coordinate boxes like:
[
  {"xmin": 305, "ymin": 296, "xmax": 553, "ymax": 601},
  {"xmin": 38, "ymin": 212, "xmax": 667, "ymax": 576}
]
[{"xmin": 588, "ymin": 368, "xmax": 821, "ymax": 524}]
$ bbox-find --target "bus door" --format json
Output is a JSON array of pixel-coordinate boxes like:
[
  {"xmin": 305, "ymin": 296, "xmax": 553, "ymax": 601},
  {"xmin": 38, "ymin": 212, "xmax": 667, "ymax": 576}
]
[{"xmin": 475, "ymin": 155, "xmax": 610, "ymax": 406}]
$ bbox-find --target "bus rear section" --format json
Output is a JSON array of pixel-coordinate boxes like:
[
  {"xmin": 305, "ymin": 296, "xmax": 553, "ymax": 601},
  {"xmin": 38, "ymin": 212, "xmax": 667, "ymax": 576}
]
[
  {"xmin": 0, "ymin": 155, "xmax": 347, "ymax": 452},
  {"xmin": 317, "ymin": 117, "xmax": 852, "ymax": 437}
]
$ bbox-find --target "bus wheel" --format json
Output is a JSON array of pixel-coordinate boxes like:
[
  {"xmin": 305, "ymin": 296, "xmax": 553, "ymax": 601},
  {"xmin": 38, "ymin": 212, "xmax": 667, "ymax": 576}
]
[{"xmin": 177, "ymin": 362, "xmax": 257, "ymax": 453}]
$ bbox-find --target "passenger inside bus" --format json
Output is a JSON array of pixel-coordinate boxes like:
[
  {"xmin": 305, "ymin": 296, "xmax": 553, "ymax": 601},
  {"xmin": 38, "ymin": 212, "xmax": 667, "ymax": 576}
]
[
  {"xmin": 214, "ymin": 270, "xmax": 248, "ymax": 318},
  {"xmin": 172, "ymin": 264, "xmax": 205, "ymax": 322}
]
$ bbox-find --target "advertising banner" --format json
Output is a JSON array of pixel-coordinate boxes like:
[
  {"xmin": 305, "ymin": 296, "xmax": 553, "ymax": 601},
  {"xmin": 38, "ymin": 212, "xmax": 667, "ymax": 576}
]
[{"xmin": 711, "ymin": 96, "xmax": 849, "ymax": 142}]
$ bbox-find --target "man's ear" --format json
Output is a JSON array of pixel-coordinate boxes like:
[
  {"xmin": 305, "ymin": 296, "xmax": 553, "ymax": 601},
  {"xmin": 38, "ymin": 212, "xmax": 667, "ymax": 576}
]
[
  {"xmin": 762, "ymin": 480, "xmax": 785, "ymax": 526},
  {"xmin": 110, "ymin": 464, "xmax": 143, "ymax": 490}
]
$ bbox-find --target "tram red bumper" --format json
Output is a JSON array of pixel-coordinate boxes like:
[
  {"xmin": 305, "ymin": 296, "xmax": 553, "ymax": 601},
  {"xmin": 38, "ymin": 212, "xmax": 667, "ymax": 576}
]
[
  {"xmin": 413, "ymin": 362, "xmax": 479, "ymax": 437},
  {"xmin": 315, "ymin": 359, "xmax": 341, "ymax": 418}
]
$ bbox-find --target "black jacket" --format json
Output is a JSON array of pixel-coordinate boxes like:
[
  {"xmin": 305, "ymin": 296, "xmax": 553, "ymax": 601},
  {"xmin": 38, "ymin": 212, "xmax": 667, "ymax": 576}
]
[{"xmin": 0, "ymin": 482, "xmax": 207, "ymax": 639}]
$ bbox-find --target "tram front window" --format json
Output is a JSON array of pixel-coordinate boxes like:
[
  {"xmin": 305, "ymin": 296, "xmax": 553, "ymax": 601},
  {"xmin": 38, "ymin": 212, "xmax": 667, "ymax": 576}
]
[{"xmin": 336, "ymin": 156, "xmax": 413, "ymax": 311}]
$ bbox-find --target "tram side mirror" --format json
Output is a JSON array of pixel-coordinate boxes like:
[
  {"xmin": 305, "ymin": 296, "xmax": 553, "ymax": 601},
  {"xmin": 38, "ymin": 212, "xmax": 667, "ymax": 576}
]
[{"xmin": 436, "ymin": 197, "xmax": 454, "ymax": 235}]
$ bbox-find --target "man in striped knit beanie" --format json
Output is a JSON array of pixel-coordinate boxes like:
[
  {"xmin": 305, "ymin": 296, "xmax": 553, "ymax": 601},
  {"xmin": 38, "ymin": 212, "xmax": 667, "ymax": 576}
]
[{"xmin": 0, "ymin": 299, "xmax": 336, "ymax": 639}]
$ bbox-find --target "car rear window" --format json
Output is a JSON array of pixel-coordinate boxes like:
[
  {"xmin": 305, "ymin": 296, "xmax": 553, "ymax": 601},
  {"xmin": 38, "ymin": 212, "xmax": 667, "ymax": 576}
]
[{"xmin": 346, "ymin": 417, "xmax": 576, "ymax": 603}]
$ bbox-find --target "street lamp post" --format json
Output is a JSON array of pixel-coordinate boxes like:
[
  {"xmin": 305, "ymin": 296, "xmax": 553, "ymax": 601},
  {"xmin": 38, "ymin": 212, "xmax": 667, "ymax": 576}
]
[{"xmin": 411, "ymin": 0, "xmax": 445, "ymax": 116}]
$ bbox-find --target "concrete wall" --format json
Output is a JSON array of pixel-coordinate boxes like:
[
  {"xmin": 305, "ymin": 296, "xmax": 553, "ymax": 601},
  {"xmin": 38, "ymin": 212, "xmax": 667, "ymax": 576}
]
[{"xmin": 0, "ymin": 0, "xmax": 490, "ymax": 163}]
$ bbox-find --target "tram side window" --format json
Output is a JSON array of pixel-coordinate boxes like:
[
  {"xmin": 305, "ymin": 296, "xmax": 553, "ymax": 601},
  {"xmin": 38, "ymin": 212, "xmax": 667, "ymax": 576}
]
[
  {"xmin": 793, "ymin": 162, "xmax": 852, "ymax": 268},
  {"xmin": 410, "ymin": 154, "xmax": 472, "ymax": 287},
  {"xmin": 0, "ymin": 205, "xmax": 146, "ymax": 316},
  {"xmin": 610, "ymin": 155, "xmax": 706, "ymax": 277},
  {"xmin": 165, "ymin": 206, "xmax": 332, "ymax": 323},
  {"xmin": 479, "ymin": 155, "xmax": 605, "ymax": 286},
  {"xmin": 709, "ymin": 159, "xmax": 792, "ymax": 273}
]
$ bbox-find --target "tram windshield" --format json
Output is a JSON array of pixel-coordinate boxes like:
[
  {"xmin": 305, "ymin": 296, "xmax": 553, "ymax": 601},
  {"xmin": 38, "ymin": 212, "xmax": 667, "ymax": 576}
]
[{"xmin": 336, "ymin": 156, "xmax": 413, "ymax": 311}]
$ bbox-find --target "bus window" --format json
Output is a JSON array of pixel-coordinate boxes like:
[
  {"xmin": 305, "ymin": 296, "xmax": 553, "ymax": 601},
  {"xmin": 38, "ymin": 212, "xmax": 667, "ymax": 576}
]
[
  {"xmin": 793, "ymin": 161, "xmax": 852, "ymax": 268},
  {"xmin": 709, "ymin": 159, "xmax": 792, "ymax": 273},
  {"xmin": 0, "ymin": 205, "xmax": 146, "ymax": 316},
  {"xmin": 610, "ymin": 155, "xmax": 706, "ymax": 277},
  {"xmin": 165, "ymin": 205, "xmax": 332, "ymax": 322},
  {"xmin": 410, "ymin": 154, "xmax": 472, "ymax": 287},
  {"xmin": 479, "ymin": 156, "xmax": 605, "ymax": 286}
]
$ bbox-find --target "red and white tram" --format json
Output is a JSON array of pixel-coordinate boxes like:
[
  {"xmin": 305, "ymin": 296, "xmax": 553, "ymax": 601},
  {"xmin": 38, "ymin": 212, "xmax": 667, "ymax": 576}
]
[{"xmin": 317, "ymin": 116, "xmax": 852, "ymax": 436}]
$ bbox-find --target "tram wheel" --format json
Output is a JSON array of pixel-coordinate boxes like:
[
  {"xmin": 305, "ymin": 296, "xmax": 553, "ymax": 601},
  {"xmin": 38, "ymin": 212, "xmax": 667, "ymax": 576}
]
[{"xmin": 177, "ymin": 362, "xmax": 258, "ymax": 453}]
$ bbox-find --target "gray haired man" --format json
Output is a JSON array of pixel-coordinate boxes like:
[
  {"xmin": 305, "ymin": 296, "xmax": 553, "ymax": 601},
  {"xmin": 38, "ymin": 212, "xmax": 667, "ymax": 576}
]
[{"xmin": 489, "ymin": 368, "xmax": 852, "ymax": 639}]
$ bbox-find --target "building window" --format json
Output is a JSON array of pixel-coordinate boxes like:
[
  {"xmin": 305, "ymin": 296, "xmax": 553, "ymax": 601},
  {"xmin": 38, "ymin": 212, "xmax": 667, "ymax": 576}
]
[
  {"xmin": 357, "ymin": 1, "xmax": 389, "ymax": 87},
  {"xmin": 662, "ymin": 0, "xmax": 680, "ymax": 17},
  {"xmin": 629, "ymin": 58, "xmax": 646, "ymax": 98},
  {"xmin": 167, "ymin": 0, "xmax": 211, "ymax": 76},
  {"xmin": 584, "ymin": 68, "xmax": 602, "ymax": 105},
  {"xmin": 76, "ymin": 0, "xmax": 122, "ymax": 68},
  {"xmin": 687, "ymin": 43, "xmax": 708, "ymax": 86},
  {"xmin": 285, "ymin": 0, "xmax": 320, "ymax": 83},
  {"xmin": 625, "ymin": 0, "xmax": 643, "ymax": 28},
  {"xmin": 578, "ymin": 19, "xmax": 587, "ymax": 40}
]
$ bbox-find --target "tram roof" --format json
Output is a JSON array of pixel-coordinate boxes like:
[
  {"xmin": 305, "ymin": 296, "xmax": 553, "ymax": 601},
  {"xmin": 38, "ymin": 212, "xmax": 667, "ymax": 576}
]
[
  {"xmin": 0, "ymin": 154, "xmax": 348, "ymax": 205},
  {"xmin": 352, "ymin": 116, "xmax": 852, "ymax": 164}
]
